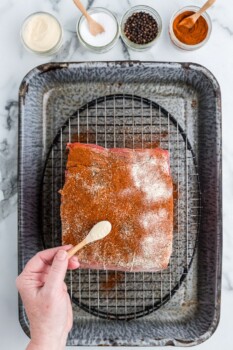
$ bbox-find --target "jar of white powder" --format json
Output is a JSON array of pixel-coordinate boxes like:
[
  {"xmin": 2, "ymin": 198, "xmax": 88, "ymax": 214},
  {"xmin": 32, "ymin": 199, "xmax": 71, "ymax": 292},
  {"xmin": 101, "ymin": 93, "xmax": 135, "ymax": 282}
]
[
  {"xmin": 21, "ymin": 12, "xmax": 63, "ymax": 55},
  {"xmin": 77, "ymin": 8, "xmax": 119, "ymax": 53}
]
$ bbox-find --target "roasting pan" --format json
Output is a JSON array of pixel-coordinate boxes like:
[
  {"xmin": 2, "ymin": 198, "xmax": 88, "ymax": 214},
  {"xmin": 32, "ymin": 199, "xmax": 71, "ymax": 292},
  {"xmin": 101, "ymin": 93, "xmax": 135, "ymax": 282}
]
[{"xmin": 18, "ymin": 61, "xmax": 222, "ymax": 346}]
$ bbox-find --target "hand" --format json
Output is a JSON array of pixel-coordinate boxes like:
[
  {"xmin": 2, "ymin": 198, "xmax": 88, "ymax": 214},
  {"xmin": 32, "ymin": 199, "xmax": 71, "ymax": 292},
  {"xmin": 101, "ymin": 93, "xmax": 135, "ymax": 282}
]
[{"xmin": 16, "ymin": 246, "xmax": 79, "ymax": 350}]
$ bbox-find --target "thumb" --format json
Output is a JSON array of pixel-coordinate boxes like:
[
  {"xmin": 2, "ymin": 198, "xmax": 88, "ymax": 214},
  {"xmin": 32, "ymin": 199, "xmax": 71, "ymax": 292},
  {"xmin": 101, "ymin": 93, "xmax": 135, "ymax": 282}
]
[{"xmin": 44, "ymin": 250, "xmax": 68, "ymax": 294}]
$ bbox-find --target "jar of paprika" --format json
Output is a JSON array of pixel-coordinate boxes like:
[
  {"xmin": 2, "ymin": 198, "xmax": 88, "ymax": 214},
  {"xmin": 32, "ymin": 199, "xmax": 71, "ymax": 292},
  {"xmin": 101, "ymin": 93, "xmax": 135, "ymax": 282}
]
[{"xmin": 169, "ymin": 6, "xmax": 212, "ymax": 51}]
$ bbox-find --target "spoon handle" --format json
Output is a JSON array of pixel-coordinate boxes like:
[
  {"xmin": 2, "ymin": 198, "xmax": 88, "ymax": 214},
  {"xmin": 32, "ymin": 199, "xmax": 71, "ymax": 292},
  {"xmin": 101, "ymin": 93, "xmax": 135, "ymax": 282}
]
[
  {"xmin": 67, "ymin": 238, "xmax": 87, "ymax": 258},
  {"xmin": 73, "ymin": 0, "xmax": 91, "ymax": 20},
  {"xmin": 197, "ymin": 0, "xmax": 216, "ymax": 16}
]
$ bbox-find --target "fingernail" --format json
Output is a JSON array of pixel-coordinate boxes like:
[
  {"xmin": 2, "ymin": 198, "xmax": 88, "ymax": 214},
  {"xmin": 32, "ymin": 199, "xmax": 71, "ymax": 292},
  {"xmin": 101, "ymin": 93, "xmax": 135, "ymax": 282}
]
[{"xmin": 57, "ymin": 250, "xmax": 67, "ymax": 261}]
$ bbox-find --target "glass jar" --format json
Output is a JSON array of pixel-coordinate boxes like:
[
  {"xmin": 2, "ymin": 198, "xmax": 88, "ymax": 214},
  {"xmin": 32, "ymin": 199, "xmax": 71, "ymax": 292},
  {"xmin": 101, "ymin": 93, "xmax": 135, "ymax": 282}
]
[
  {"xmin": 21, "ymin": 12, "xmax": 63, "ymax": 56},
  {"xmin": 169, "ymin": 6, "xmax": 212, "ymax": 51},
  {"xmin": 120, "ymin": 5, "xmax": 162, "ymax": 51},
  {"xmin": 77, "ymin": 7, "xmax": 119, "ymax": 53}
]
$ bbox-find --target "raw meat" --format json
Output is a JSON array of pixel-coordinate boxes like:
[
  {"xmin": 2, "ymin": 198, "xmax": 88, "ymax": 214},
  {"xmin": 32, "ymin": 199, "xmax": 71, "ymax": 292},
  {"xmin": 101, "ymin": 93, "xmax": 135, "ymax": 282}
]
[{"xmin": 60, "ymin": 143, "xmax": 173, "ymax": 272}]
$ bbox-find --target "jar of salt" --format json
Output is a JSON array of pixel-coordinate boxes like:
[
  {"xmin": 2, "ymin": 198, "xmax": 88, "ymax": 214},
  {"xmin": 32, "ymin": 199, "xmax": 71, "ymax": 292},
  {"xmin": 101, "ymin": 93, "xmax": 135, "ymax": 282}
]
[{"xmin": 77, "ymin": 8, "xmax": 119, "ymax": 53}]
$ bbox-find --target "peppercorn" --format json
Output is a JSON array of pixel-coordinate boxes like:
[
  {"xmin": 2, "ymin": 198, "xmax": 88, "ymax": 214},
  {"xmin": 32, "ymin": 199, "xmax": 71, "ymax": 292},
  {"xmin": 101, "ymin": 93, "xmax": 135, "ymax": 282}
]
[{"xmin": 124, "ymin": 11, "xmax": 158, "ymax": 45}]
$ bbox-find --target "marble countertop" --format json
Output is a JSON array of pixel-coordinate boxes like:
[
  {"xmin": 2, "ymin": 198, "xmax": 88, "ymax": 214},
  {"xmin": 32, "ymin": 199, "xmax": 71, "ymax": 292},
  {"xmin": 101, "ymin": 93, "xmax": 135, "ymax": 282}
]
[{"xmin": 0, "ymin": 0, "xmax": 232, "ymax": 348}]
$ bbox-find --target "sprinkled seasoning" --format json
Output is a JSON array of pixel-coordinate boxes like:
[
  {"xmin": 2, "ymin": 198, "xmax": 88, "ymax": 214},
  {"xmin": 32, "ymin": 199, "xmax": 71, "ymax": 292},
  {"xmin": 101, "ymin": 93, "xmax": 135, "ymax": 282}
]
[
  {"xmin": 173, "ymin": 11, "xmax": 208, "ymax": 45},
  {"xmin": 60, "ymin": 143, "xmax": 173, "ymax": 272},
  {"xmin": 124, "ymin": 11, "xmax": 158, "ymax": 45}
]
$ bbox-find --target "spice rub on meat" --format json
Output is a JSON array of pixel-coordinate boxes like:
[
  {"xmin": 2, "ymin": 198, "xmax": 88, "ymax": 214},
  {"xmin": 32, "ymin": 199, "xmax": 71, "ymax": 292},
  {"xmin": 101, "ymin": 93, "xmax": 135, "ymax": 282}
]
[{"xmin": 60, "ymin": 143, "xmax": 173, "ymax": 272}]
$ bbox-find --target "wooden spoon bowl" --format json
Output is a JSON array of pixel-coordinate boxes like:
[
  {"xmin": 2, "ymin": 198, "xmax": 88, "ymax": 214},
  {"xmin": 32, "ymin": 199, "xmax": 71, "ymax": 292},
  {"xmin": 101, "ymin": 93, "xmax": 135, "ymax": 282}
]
[{"xmin": 67, "ymin": 221, "xmax": 112, "ymax": 259}]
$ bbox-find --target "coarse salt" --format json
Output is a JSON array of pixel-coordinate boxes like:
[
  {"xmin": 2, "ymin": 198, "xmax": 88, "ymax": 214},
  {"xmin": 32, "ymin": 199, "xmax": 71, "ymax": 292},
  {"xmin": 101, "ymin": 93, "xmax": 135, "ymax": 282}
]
[
  {"xmin": 131, "ymin": 160, "xmax": 172, "ymax": 203},
  {"xmin": 141, "ymin": 209, "xmax": 168, "ymax": 230},
  {"xmin": 79, "ymin": 12, "xmax": 118, "ymax": 47}
]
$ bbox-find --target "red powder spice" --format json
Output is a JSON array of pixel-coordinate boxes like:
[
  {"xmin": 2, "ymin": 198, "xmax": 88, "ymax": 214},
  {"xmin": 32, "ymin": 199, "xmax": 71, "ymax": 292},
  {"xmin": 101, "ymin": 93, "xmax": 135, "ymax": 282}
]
[{"xmin": 173, "ymin": 11, "xmax": 208, "ymax": 45}]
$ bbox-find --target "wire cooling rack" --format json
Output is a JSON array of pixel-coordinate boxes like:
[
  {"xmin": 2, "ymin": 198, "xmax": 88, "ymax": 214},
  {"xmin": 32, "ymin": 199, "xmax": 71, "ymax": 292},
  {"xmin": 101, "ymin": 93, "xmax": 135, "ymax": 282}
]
[{"xmin": 41, "ymin": 94, "xmax": 201, "ymax": 320}]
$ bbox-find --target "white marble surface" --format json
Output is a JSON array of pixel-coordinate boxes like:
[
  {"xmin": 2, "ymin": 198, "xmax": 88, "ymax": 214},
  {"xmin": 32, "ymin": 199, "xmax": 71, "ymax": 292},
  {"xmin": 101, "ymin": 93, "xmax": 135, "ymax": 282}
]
[{"xmin": 0, "ymin": 0, "xmax": 232, "ymax": 348}]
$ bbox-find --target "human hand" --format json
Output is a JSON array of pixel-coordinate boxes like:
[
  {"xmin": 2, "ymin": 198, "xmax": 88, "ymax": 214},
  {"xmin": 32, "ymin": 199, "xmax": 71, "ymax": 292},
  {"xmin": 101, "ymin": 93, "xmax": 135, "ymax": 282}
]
[{"xmin": 16, "ymin": 246, "xmax": 79, "ymax": 350}]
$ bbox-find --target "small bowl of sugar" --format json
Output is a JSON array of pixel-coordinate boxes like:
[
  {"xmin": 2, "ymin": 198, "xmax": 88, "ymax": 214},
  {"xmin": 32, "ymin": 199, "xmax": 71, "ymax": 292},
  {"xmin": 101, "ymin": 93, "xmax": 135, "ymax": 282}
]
[{"xmin": 77, "ymin": 7, "xmax": 119, "ymax": 53}]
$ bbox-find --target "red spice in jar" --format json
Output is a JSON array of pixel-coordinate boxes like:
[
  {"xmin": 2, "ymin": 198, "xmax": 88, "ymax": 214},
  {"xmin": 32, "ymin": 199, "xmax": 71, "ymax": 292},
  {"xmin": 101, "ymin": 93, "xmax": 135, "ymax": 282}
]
[{"xmin": 173, "ymin": 11, "xmax": 208, "ymax": 45}]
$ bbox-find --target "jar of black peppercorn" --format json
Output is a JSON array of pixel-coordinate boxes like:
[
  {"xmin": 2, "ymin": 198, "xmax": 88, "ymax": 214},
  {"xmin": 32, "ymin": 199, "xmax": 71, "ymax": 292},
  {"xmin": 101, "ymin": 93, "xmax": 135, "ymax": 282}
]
[{"xmin": 121, "ymin": 5, "xmax": 162, "ymax": 51}]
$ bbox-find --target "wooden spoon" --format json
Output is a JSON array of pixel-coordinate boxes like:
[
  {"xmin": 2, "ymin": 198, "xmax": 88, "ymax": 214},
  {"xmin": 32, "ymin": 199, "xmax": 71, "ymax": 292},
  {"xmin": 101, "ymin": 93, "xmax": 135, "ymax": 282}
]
[
  {"xmin": 67, "ymin": 221, "xmax": 112, "ymax": 259},
  {"xmin": 179, "ymin": 0, "xmax": 216, "ymax": 29},
  {"xmin": 73, "ymin": 0, "xmax": 105, "ymax": 36}
]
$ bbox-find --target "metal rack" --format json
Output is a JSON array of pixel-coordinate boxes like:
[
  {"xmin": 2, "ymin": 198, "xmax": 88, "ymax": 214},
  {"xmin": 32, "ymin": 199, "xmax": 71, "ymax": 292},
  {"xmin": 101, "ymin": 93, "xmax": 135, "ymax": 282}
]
[{"xmin": 42, "ymin": 94, "xmax": 201, "ymax": 320}]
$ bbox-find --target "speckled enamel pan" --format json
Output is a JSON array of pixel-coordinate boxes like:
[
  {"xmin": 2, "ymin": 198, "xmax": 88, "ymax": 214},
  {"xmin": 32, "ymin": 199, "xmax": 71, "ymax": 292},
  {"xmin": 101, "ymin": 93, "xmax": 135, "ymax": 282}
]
[{"xmin": 18, "ymin": 61, "xmax": 222, "ymax": 346}]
